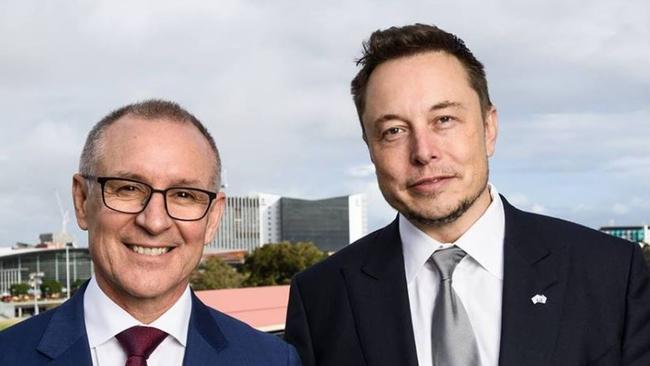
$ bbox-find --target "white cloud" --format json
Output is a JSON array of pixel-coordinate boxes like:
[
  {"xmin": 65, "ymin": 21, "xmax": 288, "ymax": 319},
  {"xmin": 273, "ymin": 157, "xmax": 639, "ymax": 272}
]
[
  {"xmin": 530, "ymin": 204, "xmax": 547, "ymax": 214},
  {"xmin": 347, "ymin": 164, "xmax": 375, "ymax": 178},
  {"xmin": 0, "ymin": 0, "xmax": 648, "ymax": 243}
]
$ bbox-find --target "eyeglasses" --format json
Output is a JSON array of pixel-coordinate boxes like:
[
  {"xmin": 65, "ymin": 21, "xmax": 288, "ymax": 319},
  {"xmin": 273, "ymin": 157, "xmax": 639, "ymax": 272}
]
[{"xmin": 83, "ymin": 176, "xmax": 217, "ymax": 221}]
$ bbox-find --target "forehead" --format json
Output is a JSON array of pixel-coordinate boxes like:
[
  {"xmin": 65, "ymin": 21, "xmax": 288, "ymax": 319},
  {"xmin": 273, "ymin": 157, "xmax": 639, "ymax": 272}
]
[
  {"xmin": 363, "ymin": 51, "xmax": 478, "ymax": 121},
  {"xmin": 97, "ymin": 115, "xmax": 216, "ymax": 187}
]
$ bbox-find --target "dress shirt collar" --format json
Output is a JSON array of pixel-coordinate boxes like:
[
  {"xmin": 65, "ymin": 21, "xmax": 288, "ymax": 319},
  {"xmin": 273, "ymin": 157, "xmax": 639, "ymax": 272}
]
[
  {"xmin": 83, "ymin": 276, "xmax": 192, "ymax": 348},
  {"xmin": 401, "ymin": 184, "xmax": 505, "ymax": 283}
]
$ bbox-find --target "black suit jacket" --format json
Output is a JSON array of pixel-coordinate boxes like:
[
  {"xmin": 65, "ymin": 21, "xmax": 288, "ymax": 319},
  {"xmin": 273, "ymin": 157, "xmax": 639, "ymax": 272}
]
[{"xmin": 285, "ymin": 197, "xmax": 650, "ymax": 365}]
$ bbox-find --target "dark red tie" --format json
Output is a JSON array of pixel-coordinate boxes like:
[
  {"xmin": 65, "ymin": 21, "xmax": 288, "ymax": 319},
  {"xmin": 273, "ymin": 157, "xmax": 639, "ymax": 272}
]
[{"xmin": 115, "ymin": 326, "xmax": 168, "ymax": 366}]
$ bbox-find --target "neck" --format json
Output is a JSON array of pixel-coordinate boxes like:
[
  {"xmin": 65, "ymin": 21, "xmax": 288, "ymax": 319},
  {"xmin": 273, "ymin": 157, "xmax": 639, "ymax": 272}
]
[
  {"xmin": 415, "ymin": 185, "xmax": 493, "ymax": 243},
  {"xmin": 94, "ymin": 276, "xmax": 187, "ymax": 324}
]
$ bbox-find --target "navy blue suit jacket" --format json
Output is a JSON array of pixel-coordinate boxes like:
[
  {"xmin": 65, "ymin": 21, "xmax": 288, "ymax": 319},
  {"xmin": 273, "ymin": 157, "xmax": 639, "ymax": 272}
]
[
  {"xmin": 0, "ymin": 283, "xmax": 300, "ymax": 366},
  {"xmin": 285, "ymin": 196, "xmax": 650, "ymax": 366}
]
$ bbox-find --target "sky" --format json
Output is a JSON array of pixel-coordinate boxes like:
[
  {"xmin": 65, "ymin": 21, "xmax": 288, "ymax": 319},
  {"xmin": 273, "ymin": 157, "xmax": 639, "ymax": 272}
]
[{"xmin": 0, "ymin": 0, "xmax": 648, "ymax": 246}]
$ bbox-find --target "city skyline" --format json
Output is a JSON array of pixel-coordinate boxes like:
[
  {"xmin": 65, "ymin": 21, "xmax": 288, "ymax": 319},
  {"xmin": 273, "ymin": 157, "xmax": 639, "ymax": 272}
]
[{"xmin": 1, "ymin": 1, "xmax": 649, "ymax": 246}]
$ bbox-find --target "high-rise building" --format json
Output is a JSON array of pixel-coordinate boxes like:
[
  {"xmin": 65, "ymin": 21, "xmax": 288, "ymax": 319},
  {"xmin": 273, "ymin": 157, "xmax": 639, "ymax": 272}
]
[
  {"xmin": 210, "ymin": 193, "xmax": 367, "ymax": 253},
  {"xmin": 213, "ymin": 194, "xmax": 281, "ymax": 252}
]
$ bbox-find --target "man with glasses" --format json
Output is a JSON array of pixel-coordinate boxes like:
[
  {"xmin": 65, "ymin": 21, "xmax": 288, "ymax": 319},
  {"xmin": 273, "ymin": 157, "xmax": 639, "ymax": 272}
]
[{"xmin": 0, "ymin": 100, "xmax": 300, "ymax": 366}]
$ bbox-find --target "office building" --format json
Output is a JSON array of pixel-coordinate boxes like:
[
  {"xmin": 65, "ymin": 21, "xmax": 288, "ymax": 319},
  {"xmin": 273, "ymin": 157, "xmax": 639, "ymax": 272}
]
[
  {"xmin": 210, "ymin": 193, "xmax": 367, "ymax": 253},
  {"xmin": 0, "ymin": 246, "xmax": 92, "ymax": 296}
]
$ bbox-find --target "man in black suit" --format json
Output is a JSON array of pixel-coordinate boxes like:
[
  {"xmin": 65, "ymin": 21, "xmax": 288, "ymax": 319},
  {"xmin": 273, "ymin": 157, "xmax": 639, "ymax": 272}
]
[{"xmin": 285, "ymin": 24, "xmax": 650, "ymax": 366}]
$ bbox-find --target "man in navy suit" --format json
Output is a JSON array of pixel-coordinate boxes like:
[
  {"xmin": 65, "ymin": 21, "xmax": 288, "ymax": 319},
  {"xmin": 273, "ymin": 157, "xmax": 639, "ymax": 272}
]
[
  {"xmin": 0, "ymin": 100, "xmax": 300, "ymax": 366},
  {"xmin": 285, "ymin": 24, "xmax": 650, "ymax": 365}
]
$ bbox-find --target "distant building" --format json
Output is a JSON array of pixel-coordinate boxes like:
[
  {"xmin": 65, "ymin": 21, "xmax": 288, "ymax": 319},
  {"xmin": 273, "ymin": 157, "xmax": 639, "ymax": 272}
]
[
  {"xmin": 37, "ymin": 232, "xmax": 76, "ymax": 248},
  {"xmin": 210, "ymin": 193, "xmax": 367, "ymax": 253},
  {"xmin": 600, "ymin": 225, "xmax": 649, "ymax": 245},
  {"xmin": 213, "ymin": 193, "xmax": 281, "ymax": 252},
  {"xmin": 0, "ymin": 247, "xmax": 92, "ymax": 297}
]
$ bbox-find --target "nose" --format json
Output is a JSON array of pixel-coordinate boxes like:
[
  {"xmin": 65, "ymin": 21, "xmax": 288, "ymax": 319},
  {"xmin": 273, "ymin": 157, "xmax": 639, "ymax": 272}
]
[
  {"xmin": 135, "ymin": 191, "xmax": 173, "ymax": 235},
  {"xmin": 410, "ymin": 128, "xmax": 439, "ymax": 166}
]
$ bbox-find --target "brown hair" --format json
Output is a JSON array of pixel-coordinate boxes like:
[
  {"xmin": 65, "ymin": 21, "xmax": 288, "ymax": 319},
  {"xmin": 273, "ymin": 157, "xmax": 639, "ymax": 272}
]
[
  {"xmin": 351, "ymin": 23, "xmax": 492, "ymax": 135},
  {"xmin": 79, "ymin": 99, "xmax": 222, "ymax": 190}
]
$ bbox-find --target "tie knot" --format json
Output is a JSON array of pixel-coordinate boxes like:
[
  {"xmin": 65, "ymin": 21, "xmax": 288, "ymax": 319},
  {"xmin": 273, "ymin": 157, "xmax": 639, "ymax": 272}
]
[
  {"xmin": 431, "ymin": 246, "xmax": 467, "ymax": 280},
  {"xmin": 116, "ymin": 326, "xmax": 168, "ymax": 360}
]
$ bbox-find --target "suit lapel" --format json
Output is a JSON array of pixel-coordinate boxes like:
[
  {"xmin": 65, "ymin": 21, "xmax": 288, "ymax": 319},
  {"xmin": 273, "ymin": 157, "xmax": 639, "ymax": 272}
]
[
  {"xmin": 36, "ymin": 281, "xmax": 93, "ymax": 365},
  {"xmin": 183, "ymin": 292, "xmax": 230, "ymax": 366},
  {"xmin": 342, "ymin": 219, "xmax": 419, "ymax": 366},
  {"xmin": 498, "ymin": 197, "xmax": 568, "ymax": 366}
]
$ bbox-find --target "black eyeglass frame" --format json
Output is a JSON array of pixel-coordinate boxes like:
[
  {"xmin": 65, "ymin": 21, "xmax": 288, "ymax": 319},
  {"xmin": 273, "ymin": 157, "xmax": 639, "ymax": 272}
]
[{"xmin": 82, "ymin": 175, "xmax": 218, "ymax": 221}]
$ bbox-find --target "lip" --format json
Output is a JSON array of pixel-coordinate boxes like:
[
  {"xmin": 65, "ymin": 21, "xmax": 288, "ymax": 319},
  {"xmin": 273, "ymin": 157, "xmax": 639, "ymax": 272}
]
[
  {"xmin": 407, "ymin": 175, "xmax": 454, "ymax": 194},
  {"xmin": 123, "ymin": 242, "xmax": 177, "ymax": 257},
  {"xmin": 124, "ymin": 242, "xmax": 176, "ymax": 249}
]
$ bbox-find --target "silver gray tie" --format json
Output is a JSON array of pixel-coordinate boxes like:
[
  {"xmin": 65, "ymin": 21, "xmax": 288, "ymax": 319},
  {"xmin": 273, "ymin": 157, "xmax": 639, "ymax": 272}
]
[{"xmin": 431, "ymin": 246, "xmax": 481, "ymax": 366}]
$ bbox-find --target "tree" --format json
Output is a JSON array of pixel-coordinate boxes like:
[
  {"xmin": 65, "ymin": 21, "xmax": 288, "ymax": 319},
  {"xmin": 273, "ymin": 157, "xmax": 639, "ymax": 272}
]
[
  {"xmin": 9, "ymin": 283, "xmax": 30, "ymax": 297},
  {"xmin": 70, "ymin": 279, "xmax": 88, "ymax": 295},
  {"xmin": 40, "ymin": 279, "xmax": 63, "ymax": 298},
  {"xmin": 242, "ymin": 241, "xmax": 327, "ymax": 286},
  {"xmin": 190, "ymin": 256, "xmax": 244, "ymax": 290}
]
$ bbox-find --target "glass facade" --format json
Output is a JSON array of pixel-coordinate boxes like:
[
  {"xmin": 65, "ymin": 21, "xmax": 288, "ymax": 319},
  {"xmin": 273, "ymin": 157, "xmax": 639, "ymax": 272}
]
[
  {"xmin": 0, "ymin": 248, "xmax": 92, "ymax": 295},
  {"xmin": 281, "ymin": 196, "xmax": 350, "ymax": 253}
]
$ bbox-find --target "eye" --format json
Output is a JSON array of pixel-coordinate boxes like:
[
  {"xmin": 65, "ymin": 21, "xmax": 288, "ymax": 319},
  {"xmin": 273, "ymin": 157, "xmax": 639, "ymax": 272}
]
[
  {"xmin": 173, "ymin": 190, "xmax": 197, "ymax": 200},
  {"xmin": 111, "ymin": 182, "xmax": 147, "ymax": 196},
  {"xmin": 381, "ymin": 126, "xmax": 406, "ymax": 141},
  {"xmin": 435, "ymin": 115, "xmax": 456, "ymax": 128},
  {"xmin": 117, "ymin": 184, "xmax": 138, "ymax": 192},
  {"xmin": 439, "ymin": 116, "xmax": 452, "ymax": 123}
]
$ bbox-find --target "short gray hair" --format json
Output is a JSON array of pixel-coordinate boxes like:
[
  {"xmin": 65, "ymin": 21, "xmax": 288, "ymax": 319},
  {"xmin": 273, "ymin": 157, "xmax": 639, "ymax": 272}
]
[{"xmin": 79, "ymin": 99, "xmax": 221, "ymax": 190}]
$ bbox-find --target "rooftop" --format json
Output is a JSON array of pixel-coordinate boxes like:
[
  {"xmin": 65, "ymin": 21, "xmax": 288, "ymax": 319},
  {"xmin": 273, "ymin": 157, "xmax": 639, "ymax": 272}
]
[{"xmin": 195, "ymin": 285, "xmax": 289, "ymax": 332}]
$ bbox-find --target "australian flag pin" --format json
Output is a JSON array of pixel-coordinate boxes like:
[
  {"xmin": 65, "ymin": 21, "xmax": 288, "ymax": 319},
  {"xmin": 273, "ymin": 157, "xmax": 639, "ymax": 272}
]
[{"xmin": 531, "ymin": 294, "xmax": 547, "ymax": 304}]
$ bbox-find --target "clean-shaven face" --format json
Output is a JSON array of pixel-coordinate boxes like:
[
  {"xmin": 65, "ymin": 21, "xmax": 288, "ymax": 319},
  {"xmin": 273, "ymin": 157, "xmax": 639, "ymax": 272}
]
[
  {"xmin": 73, "ymin": 116, "xmax": 224, "ymax": 307},
  {"xmin": 362, "ymin": 51, "xmax": 497, "ymax": 230}
]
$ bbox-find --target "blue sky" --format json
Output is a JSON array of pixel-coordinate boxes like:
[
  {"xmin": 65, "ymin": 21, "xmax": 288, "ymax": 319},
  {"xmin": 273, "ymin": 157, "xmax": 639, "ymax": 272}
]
[{"xmin": 1, "ymin": 0, "xmax": 648, "ymax": 246}]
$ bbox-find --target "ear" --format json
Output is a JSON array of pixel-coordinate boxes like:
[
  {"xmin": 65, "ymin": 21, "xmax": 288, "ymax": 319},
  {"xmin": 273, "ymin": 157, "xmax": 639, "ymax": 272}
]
[
  {"xmin": 483, "ymin": 106, "xmax": 498, "ymax": 157},
  {"xmin": 72, "ymin": 174, "xmax": 90, "ymax": 230},
  {"xmin": 203, "ymin": 191, "xmax": 226, "ymax": 245}
]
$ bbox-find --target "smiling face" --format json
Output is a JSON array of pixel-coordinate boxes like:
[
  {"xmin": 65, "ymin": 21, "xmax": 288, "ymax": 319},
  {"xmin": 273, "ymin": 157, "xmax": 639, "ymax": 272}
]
[
  {"xmin": 72, "ymin": 115, "xmax": 224, "ymax": 313},
  {"xmin": 362, "ymin": 51, "xmax": 498, "ymax": 242}
]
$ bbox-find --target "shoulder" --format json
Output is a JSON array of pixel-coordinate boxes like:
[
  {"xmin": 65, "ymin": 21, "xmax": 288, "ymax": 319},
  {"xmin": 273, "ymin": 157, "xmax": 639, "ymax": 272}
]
[
  {"xmin": 505, "ymin": 198, "xmax": 640, "ymax": 264},
  {"xmin": 0, "ymin": 307, "xmax": 56, "ymax": 341},
  {"xmin": 202, "ymin": 303, "xmax": 299, "ymax": 364},
  {"xmin": 0, "ymin": 307, "xmax": 58, "ymax": 359},
  {"xmin": 293, "ymin": 221, "xmax": 395, "ymax": 284}
]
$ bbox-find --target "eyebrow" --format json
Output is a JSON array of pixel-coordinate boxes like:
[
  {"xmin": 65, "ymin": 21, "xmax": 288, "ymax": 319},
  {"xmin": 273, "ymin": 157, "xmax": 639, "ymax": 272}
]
[
  {"xmin": 371, "ymin": 100, "xmax": 465, "ymax": 126},
  {"xmin": 110, "ymin": 171, "xmax": 204, "ymax": 188},
  {"xmin": 429, "ymin": 100, "xmax": 465, "ymax": 111}
]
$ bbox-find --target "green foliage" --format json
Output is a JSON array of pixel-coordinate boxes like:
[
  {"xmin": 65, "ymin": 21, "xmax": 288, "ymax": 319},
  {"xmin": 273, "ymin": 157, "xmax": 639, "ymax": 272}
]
[
  {"xmin": 242, "ymin": 241, "xmax": 327, "ymax": 286},
  {"xmin": 190, "ymin": 256, "xmax": 244, "ymax": 290},
  {"xmin": 70, "ymin": 279, "xmax": 88, "ymax": 295},
  {"xmin": 40, "ymin": 279, "xmax": 63, "ymax": 297},
  {"xmin": 9, "ymin": 283, "xmax": 30, "ymax": 296}
]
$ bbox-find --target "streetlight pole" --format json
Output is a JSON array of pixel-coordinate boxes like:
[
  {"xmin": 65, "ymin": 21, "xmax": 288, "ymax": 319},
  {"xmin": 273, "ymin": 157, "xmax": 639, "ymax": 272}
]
[
  {"xmin": 29, "ymin": 271, "xmax": 44, "ymax": 316},
  {"xmin": 66, "ymin": 246, "xmax": 70, "ymax": 300}
]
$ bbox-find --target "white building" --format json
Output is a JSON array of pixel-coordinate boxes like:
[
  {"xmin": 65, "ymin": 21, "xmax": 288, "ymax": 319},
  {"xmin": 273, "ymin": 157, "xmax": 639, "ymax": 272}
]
[{"xmin": 210, "ymin": 193, "xmax": 367, "ymax": 253}]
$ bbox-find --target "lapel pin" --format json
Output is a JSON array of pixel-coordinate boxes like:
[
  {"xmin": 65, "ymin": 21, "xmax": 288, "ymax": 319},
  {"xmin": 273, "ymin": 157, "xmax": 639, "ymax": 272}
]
[{"xmin": 531, "ymin": 294, "xmax": 547, "ymax": 304}]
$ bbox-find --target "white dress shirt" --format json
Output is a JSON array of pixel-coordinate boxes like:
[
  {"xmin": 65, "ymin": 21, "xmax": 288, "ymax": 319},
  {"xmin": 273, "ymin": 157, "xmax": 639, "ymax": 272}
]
[
  {"xmin": 402, "ymin": 184, "xmax": 505, "ymax": 366},
  {"xmin": 83, "ymin": 277, "xmax": 191, "ymax": 366}
]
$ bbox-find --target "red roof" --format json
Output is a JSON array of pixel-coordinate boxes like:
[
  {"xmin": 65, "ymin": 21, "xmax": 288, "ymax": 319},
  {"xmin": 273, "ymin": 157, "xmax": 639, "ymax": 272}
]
[{"xmin": 195, "ymin": 285, "xmax": 290, "ymax": 332}]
